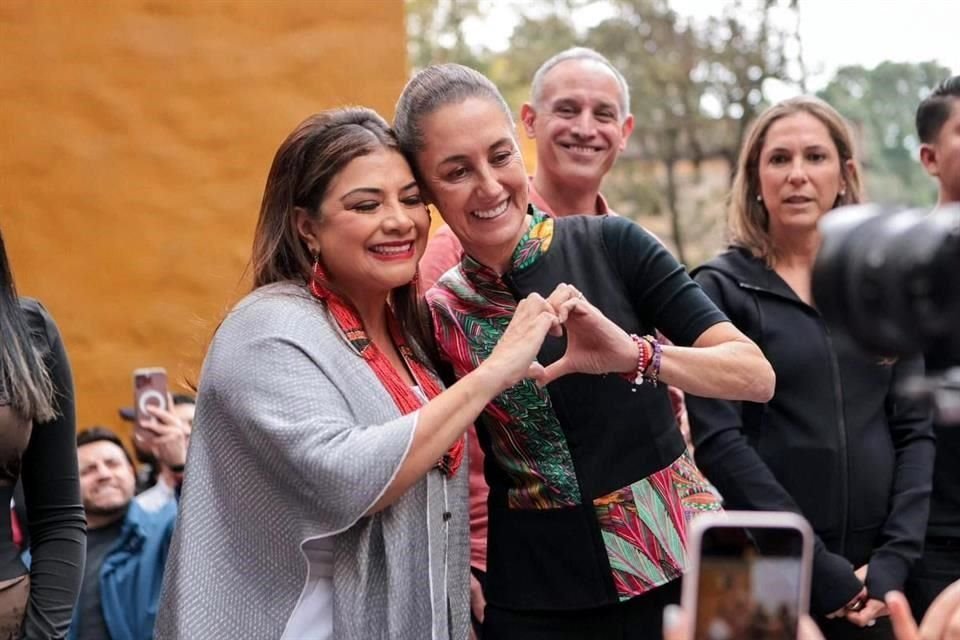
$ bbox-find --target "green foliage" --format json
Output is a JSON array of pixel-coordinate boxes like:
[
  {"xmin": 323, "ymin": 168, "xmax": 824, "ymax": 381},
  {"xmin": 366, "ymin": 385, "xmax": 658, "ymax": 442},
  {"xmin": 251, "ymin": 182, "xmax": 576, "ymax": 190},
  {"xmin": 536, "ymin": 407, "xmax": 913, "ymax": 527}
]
[
  {"xmin": 817, "ymin": 61, "xmax": 951, "ymax": 206},
  {"xmin": 405, "ymin": 0, "xmax": 950, "ymax": 262}
]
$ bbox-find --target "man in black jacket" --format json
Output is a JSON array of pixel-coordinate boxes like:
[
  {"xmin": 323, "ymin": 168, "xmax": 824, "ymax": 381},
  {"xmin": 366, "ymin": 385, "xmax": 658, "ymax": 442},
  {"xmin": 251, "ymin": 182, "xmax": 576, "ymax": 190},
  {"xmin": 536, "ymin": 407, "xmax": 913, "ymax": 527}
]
[{"xmin": 906, "ymin": 75, "xmax": 960, "ymax": 619}]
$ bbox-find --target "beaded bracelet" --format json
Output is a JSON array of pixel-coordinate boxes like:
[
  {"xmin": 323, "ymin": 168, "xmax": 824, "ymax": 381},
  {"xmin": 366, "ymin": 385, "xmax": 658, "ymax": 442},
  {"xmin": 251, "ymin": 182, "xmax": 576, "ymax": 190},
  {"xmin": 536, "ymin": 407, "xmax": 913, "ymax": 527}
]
[
  {"xmin": 641, "ymin": 334, "xmax": 662, "ymax": 386},
  {"xmin": 618, "ymin": 334, "xmax": 650, "ymax": 385}
]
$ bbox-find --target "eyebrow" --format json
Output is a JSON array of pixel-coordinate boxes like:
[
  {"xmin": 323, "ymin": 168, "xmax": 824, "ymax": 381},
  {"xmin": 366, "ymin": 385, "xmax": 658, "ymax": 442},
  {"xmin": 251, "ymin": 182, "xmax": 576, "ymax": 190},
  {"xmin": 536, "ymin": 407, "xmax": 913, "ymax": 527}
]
[
  {"xmin": 764, "ymin": 144, "xmax": 832, "ymax": 154},
  {"xmin": 439, "ymin": 138, "xmax": 514, "ymax": 165}
]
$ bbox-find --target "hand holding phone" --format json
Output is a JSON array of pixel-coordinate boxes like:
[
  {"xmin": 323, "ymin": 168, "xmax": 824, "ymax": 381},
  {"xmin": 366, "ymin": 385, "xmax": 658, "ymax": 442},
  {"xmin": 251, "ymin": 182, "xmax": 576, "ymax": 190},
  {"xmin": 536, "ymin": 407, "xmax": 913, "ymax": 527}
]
[{"xmin": 681, "ymin": 511, "xmax": 814, "ymax": 640}]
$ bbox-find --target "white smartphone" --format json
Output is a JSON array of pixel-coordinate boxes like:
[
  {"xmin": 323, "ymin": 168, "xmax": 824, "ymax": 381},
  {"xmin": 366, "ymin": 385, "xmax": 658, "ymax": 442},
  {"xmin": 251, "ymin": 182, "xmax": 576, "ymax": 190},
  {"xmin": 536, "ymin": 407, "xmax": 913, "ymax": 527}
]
[{"xmin": 681, "ymin": 511, "xmax": 814, "ymax": 640}]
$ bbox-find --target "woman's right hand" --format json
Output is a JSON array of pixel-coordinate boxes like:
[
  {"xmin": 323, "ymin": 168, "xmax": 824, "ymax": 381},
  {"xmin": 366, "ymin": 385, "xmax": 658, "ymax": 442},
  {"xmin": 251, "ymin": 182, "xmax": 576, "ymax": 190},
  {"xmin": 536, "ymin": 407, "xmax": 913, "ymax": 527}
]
[{"xmin": 479, "ymin": 293, "xmax": 560, "ymax": 390}]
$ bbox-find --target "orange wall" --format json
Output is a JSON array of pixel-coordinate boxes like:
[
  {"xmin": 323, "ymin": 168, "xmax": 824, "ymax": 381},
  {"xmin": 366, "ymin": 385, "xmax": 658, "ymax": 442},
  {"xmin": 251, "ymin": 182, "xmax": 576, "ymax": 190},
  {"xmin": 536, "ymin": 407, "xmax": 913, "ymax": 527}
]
[{"xmin": 0, "ymin": 0, "xmax": 408, "ymax": 437}]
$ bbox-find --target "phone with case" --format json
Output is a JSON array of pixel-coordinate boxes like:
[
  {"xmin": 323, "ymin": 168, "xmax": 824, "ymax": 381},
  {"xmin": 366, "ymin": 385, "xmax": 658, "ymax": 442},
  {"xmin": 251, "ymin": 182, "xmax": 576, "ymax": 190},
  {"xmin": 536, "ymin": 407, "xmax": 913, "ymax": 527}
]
[
  {"xmin": 133, "ymin": 367, "xmax": 168, "ymax": 426},
  {"xmin": 681, "ymin": 511, "xmax": 813, "ymax": 640}
]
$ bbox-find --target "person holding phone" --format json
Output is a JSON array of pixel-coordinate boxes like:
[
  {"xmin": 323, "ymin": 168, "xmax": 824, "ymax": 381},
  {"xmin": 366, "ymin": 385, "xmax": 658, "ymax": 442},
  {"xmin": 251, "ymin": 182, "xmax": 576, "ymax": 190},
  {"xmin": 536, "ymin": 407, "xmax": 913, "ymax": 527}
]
[
  {"xmin": 0, "ymin": 226, "xmax": 86, "ymax": 638},
  {"xmin": 685, "ymin": 96, "xmax": 936, "ymax": 637},
  {"xmin": 393, "ymin": 63, "xmax": 775, "ymax": 639},
  {"xmin": 155, "ymin": 107, "xmax": 638, "ymax": 640}
]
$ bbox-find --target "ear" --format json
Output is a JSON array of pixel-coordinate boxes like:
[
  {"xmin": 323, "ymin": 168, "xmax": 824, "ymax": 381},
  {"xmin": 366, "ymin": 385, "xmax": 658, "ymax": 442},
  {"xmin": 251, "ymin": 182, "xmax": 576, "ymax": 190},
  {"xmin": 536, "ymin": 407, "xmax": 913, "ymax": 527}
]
[
  {"xmin": 294, "ymin": 206, "xmax": 320, "ymax": 254},
  {"xmin": 919, "ymin": 144, "xmax": 940, "ymax": 178},
  {"xmin": 619, "ymin": 114, "xmax": 635, "ymax": 150},
  {"xmin": 841, "ymin": 158, "xmax": 858, "ymax": 194},
  {"xmin": 520, "ymin": 103, "xmax": 537, "ymax": 139}
]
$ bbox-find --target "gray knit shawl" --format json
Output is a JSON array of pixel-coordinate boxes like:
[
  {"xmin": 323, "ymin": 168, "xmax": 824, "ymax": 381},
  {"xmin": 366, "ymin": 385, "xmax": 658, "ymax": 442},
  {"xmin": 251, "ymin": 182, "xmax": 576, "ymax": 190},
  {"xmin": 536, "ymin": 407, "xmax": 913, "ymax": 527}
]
[{"xmin": 155, "ymin": 283, "xmax": 469, "ymax": 639}]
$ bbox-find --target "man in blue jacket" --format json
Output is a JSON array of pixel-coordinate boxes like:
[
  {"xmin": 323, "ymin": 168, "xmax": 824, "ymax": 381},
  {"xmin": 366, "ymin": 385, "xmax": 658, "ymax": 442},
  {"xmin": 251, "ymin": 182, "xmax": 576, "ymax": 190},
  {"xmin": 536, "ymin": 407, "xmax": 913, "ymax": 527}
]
[{"xmin": 72, "ymin": 427, "xmax": 177, "ymax": 640}]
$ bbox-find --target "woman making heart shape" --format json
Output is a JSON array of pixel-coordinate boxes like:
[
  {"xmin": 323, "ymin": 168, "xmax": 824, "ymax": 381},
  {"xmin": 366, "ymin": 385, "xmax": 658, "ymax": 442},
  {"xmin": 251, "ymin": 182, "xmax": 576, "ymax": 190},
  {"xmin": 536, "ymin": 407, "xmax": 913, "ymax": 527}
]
[{"xmin": 395, "ymin": 64, "xmax": 777, "ymax": 640}]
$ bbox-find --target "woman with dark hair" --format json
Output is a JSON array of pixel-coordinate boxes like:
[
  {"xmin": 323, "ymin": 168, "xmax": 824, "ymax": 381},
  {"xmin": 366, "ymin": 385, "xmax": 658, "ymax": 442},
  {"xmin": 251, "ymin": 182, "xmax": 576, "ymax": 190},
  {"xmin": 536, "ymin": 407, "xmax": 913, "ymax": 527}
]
[
  {"xmin": 155, "ymin": 107, "xmax": 629, "ymax": 640},
  {"xmin": 0, "ymin": 226, "xmax": 85, "ymax": 638},
  {"xmin": 394, "ymin": 64, "xmax": 776, "ymax": 639},
  {"xmin": 685, "ymin": 96, "xmax": 936, "ymax": 638}
]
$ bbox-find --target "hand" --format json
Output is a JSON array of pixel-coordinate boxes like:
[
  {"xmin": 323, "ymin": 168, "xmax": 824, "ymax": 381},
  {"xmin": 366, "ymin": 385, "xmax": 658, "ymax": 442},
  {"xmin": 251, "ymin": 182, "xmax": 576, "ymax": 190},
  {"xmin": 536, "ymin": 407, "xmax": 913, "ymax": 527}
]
[
  {"xmin": 844, "ymin": 565, "xmax": 889, "ymax": 627},
  {"xmin": 537, "ymin": 283, "xmax": 637, "ymax": 385},
  {"xmin": 470, "ymin": 572, "xmax": 486, "ymax": 624},
  {"xmin": 827, "ymin": 586, "xmax": 867, "ymax": 619},
  {"xmin": 887, "ymin": 580, "xmax": 960, "ymax": 640},
  {"xmin": 482, "ymin": 293, "xmax": 560, "ymax": 389},
  {"xmin": 137, "ymin": 395, "xmax": 189, "ymax": 468}
]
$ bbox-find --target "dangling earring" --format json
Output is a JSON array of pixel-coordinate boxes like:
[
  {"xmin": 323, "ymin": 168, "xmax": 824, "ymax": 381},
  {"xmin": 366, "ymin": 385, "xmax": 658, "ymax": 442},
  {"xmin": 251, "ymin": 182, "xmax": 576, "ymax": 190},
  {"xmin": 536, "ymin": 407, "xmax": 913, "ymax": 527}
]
[
  {"xmin": 756, "ymin": 193, "xmax": 763, "ymax": 203},
  {"xmin": 310, "ymin": 252, "xmax": 330, "ymax": 300}
]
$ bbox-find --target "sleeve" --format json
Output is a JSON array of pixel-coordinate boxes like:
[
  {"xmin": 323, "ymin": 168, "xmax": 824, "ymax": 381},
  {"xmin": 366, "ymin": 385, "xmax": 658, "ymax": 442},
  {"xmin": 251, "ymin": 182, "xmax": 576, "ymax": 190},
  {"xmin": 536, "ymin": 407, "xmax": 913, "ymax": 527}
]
[
  {"xmin": 601, "ymin": 216, "xmax": 727, "ymax": 346},
  {"xmin": 865, "ymin": 354, "xmax": 935, "ymax": 599},
  {"xmin": 208, "ymin": 306, "xmax": 420, "ymax": 535},
  {"xmin": 419, "ymin": 225, "xmax": 463, "ymax": 290},
  {"xmin": 19, "ymin": 302, "xmax": 87, "ymax": 639},
  {"xmin": 684, "ymin": 270, "xmax": 863, "ymax": 615}
]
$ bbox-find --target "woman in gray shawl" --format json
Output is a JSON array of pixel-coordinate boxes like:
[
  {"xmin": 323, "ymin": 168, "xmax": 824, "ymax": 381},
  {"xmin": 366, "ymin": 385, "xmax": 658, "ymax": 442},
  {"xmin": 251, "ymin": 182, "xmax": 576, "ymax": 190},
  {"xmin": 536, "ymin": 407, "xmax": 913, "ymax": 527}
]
[{"xmin": 155, "ymin": 107, "xmax": 626, "ymax": 640}]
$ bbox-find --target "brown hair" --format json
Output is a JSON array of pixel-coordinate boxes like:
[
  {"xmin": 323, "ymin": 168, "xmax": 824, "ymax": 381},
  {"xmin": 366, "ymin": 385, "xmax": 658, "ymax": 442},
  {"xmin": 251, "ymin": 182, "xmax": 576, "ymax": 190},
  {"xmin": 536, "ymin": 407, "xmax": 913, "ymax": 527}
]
[
  {"xmin": 249, "ymin": 107, "xmax": 435, "ymax": 362},
  {"xmin": 728, "ymin": 96, "xmax": 863, "ymax": 264}
]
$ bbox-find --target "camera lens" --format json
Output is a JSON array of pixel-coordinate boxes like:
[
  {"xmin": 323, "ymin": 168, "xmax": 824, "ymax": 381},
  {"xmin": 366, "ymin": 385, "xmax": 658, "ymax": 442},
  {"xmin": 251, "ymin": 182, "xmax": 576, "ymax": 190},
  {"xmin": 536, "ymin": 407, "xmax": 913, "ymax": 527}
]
[{"xmin": 813, "ymin": 204, "xmax": 960, "ymax": 358}]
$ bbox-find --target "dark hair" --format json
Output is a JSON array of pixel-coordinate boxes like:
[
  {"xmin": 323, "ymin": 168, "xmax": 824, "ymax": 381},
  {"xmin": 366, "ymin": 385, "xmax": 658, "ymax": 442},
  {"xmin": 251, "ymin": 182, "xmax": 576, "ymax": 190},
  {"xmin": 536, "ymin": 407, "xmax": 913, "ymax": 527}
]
[
  {"xmin": 0, "ymin": 226, "xmax": 55, "ymax": 422},
  {"xmin": 172, "ymin": 392, "xmax": 195, "ymax": 406},
  {"xmin": 916, "ymin": 76, "xmax": 960, "ymax": 143},
  {"xmin": 77, "ymin": 426, "xmax": 135, "ymax": 469},
  {"xmin": 394, "ymin": 63, "xmax": 514, "ymax": 174},
  {"xmin": 249, "ymin": 107, "xmax": 435, "ymax": 364}
]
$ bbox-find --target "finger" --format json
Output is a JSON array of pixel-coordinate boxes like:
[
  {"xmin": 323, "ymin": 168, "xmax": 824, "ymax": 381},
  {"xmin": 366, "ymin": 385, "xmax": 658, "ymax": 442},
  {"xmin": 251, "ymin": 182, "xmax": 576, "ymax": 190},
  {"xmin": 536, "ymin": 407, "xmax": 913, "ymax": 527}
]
[
  {"xmin": 545, "ymin": 282, "xmax": 579, "ymax": 309},
  {"xmin": 555, "ymin": 298, "xmax": 580, "ymax": 325},
  {"xmin": 918, "ymin": 580, "xmax": 960, "ymax": 640},
  {"xmin": 798, "ymin": 615, "xmax": 826, "ymax": 640},
  {"xmin": 884, "ymin": 591, "xmax": 919, "ymax": 640},
  {"xmin": 535, "ymin": 358, "xmax": 572, "ymax": 387},
  {"xmin": 527, "ymin": 361, "xmax": 546, "ymax": 381}
]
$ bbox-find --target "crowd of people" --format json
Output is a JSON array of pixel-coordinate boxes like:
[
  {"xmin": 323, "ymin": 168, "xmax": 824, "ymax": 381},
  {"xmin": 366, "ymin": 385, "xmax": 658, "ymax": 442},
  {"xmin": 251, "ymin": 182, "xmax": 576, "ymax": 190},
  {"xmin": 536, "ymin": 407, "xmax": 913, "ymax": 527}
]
[{"xmin": 1, "ymin": 47, "xmax": 958, "ymax": 640}]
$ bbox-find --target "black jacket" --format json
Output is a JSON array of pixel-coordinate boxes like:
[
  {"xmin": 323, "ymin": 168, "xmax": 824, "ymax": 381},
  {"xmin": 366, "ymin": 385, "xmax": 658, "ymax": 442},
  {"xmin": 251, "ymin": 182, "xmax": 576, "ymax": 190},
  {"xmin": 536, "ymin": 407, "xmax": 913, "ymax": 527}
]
[{"xmin": 685, "ymin": 248, "xmax": 936, "ymax": 614}]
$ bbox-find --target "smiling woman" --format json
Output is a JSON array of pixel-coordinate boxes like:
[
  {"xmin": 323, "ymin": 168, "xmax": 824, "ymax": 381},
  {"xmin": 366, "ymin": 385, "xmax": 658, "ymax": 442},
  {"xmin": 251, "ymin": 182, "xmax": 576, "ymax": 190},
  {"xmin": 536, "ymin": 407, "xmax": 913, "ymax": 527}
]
[
  {"xmin": 395, "ymin": 64, "xmax": 776, "ymax": 640},
  {"xmin": 154, "ymin": 107, "xmax": 628, "ymax": 640}
]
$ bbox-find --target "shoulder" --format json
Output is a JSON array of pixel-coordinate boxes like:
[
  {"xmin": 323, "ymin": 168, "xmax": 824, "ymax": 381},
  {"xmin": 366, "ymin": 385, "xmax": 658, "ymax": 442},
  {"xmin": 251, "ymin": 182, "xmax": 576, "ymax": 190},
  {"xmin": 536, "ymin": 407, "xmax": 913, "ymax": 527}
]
[
  {"xmin": 18, "ymin": 297, "xmax": 63, "ymax": 355},
  {"xmin": 692, "ymin": 247, "xmax": 764, "ymax": 284},
  {"xmin": 216, "ymin": 282, "xmax": 332, "ymax": 344},
  {"xmin": 127, "ymin": 498, "xmax": 177, "ymax": 537}
]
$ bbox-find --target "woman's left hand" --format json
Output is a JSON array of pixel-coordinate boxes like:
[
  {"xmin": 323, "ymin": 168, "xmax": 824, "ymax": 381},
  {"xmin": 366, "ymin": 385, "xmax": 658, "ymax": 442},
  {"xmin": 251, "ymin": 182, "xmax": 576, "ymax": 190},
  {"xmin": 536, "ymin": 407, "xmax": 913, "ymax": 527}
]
[
  {"xmin": 535, "ymin": 283, "xmax": 637, "ymax": 385},
  {"xmin": 845, "ymin": 565, "xmax": 889, "ymax": 627}
]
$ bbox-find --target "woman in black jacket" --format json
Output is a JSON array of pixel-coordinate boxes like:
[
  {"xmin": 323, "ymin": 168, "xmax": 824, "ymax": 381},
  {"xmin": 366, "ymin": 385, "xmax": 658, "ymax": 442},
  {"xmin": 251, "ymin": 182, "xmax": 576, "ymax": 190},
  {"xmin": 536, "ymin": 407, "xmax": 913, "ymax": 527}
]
[
  {"xmin": 0, "ymin": 226, "xmax": 86, "ymax": 638},
  {"xmin": 686, "ymin": 96, "xmax": 935, "ymax": 638}
]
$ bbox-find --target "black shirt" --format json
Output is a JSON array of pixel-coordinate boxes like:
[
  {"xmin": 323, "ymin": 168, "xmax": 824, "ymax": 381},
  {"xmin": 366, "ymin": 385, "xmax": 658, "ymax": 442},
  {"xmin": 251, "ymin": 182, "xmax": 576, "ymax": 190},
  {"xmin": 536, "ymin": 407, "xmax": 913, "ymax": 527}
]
[
  {"xmin": 77, "ymin": 519, "xmax": 123, "ymax": 640},
  {"xmin": 0, "ymin": 298, "xmax": 86, "ymax": 637}
]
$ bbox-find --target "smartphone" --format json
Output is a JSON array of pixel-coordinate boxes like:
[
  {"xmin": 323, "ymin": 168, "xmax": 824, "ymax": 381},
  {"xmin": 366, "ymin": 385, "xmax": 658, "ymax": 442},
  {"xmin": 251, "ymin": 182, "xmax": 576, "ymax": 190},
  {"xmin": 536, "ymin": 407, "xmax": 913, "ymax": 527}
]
[
  {"xmin": 681, "ymin": 511, "xmax": 813, "ymax": 640},
  {"xmin": 133, "ymin": 367, "xmax": 168, "ymax": 425}
]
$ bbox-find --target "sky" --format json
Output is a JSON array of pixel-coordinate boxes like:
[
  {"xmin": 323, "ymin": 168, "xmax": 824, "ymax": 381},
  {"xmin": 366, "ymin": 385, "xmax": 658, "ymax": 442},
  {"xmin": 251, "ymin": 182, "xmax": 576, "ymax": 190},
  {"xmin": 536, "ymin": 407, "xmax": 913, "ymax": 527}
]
[{"xmin": 464, "ymin": 0, "xmax": 958, "ymax": 99}]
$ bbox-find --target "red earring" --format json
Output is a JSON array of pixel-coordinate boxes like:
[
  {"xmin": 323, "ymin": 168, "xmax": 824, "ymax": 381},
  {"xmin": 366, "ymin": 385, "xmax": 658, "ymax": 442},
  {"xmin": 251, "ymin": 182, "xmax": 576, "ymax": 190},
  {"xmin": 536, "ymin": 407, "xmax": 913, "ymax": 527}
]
[{"xmin": 310, "ymin": 253, "xmax": 330, "ymax": 300}]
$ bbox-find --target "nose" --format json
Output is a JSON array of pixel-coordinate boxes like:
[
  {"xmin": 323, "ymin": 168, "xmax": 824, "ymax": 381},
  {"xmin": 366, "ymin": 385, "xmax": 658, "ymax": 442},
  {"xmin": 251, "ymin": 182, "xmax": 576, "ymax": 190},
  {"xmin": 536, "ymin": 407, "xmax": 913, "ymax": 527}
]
[
  {"xmin": 787, "ymin": 157, "xmax": 809, "ymax": 185},
  {"xmin": 381, "ymin": 201, "xmax": 417, "ymax": 234},
  {"xmin": 475, "ymin": 163, "xmax": 502, "ymax": 201},
  {"xmin": 570, "ymin": 111, "xmax": 597, "ymax": 139}
]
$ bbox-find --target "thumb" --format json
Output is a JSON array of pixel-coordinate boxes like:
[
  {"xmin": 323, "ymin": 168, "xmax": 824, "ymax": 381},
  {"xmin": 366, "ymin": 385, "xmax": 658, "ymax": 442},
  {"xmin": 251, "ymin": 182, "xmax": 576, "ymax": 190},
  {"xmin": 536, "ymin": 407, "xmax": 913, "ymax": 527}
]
[
  {"xmin": 535, "ymin": 357, "xmax": 574, "ymax": 387},
  {"xmin": 884, "ymin": 591, "xmax": 918, "ymax": 640}
]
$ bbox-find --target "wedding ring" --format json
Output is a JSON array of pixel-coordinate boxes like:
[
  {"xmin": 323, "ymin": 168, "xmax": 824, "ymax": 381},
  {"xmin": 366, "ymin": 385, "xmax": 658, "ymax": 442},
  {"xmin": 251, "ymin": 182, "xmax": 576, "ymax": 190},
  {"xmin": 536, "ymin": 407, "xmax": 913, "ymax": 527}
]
[{"xmin": 846, "ymin": 598, "xmax": 866, "ymax": 612}]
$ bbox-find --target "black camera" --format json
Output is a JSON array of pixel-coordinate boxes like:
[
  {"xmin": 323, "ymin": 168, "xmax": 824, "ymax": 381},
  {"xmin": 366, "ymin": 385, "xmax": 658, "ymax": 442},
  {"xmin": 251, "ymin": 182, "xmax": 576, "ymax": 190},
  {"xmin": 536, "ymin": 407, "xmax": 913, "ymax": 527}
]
[{"xmin": 813, "ymin": 203, "xmax": 960, "ymax": 423}]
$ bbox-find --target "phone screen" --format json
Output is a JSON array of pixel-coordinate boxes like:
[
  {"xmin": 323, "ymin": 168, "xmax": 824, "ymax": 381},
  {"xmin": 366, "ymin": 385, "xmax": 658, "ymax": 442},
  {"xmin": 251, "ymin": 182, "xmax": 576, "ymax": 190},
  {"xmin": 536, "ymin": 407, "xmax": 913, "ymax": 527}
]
[{"xmin": 693, "ymin": 525, "xmax": 804, "ymax": 640}]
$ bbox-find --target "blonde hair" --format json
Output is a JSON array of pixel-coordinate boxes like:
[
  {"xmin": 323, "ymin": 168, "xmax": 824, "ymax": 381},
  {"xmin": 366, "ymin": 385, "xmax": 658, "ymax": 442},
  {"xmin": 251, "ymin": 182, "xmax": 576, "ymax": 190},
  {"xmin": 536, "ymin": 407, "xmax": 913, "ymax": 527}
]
[{"xmin": 728, "ymin": 96, "xmax": 863, "ymax": 265}]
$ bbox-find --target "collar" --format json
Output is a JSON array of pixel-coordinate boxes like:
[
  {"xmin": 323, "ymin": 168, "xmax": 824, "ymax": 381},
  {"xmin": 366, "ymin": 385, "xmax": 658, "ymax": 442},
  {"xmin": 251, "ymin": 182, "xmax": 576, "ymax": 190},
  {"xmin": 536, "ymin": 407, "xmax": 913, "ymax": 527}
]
[
  {"xmin": 460, "ymin": 205, "xmax": 554, "ymax": 292},
  {"xmin": 527, "ymin": 176, "xmax": 610, "ymax": 217}
]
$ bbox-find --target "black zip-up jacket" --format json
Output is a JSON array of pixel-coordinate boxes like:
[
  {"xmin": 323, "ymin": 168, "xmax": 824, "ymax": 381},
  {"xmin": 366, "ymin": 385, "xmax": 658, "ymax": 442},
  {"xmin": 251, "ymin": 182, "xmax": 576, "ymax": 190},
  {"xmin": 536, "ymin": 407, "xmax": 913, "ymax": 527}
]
[{"xmin": 685, "ymin": 248, "xmax": 936, "ymax": 615}]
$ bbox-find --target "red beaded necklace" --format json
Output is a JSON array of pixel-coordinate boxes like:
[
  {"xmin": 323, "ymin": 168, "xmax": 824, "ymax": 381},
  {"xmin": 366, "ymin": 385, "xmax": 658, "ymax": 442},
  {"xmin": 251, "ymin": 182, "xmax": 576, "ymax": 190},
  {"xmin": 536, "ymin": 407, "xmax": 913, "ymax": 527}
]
[{"xmin": 309, "ymin": 264, "xmax": 463, "ymax": 478}]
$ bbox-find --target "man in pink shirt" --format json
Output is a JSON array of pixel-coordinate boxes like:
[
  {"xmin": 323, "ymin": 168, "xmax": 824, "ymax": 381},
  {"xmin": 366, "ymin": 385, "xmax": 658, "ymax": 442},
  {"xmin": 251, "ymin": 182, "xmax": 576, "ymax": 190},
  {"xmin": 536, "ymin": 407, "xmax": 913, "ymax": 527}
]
[{"xmin": 419, "ymin": 47, "xmax": 676, "ymax": 635}]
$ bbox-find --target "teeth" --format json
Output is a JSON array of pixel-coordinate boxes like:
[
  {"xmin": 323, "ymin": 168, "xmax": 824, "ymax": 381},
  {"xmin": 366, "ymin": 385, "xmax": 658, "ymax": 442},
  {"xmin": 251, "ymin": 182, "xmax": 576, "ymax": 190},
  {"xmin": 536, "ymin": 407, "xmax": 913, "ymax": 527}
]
[
  {"xmin": 370, "ymin": 243, "xmax": 412, "ymax": 255},
  {"xmin": 472, "ymin": 199, "xmax": 509, "ymax": 219},
  {"xmin": 566, "ymin": 144, "xmax": 599, "ymax": 153}
]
